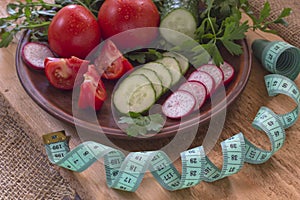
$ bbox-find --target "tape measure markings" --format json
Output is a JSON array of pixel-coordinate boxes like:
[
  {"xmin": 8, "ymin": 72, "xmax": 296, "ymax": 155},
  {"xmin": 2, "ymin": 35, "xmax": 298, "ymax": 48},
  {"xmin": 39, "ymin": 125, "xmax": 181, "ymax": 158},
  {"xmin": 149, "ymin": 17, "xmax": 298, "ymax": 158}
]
[
  {"xmin": 265, "ymin": 74, "xmax": 300, "ymax": 129},
  {"xmin": 263, "ymin": 42, "xmax": 294, "ymax": 73},
  {"xmin": 43, "ymin": 74, "xmax": 299, "ymax": 192}
]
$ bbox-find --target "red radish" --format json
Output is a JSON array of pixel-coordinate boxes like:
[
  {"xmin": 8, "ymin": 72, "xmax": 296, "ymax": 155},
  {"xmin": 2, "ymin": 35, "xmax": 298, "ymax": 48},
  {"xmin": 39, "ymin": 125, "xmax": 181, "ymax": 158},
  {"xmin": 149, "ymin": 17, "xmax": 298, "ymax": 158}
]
[
  {"xmin": 22, "ymin": 42, "xmax": 54, "ymax": 70},
  {"xmin": 197, "ymin": 64, "xmax": 224, "ymax": 91},
  {"xmin": 188, "ymin": 71, "xmax": 215, "ymax": 98},
  {"xmin": 162, "ymin": 90, "xmax": 196, "ymax": 119},
  {"xmin": 178, "ymin": 81, "xmax": 207, "ymax": 110},
  {"xmin": 220, "ymin": 62, "xmax": 235, "ymax": 85}
]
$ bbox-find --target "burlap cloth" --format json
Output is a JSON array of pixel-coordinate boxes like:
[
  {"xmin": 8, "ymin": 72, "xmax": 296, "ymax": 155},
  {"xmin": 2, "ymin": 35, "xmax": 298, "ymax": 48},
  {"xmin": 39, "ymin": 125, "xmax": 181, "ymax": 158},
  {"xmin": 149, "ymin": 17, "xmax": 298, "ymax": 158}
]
[
  {"xmin": 248, "ymin": 0, "xmax": 300, "ymax": 48},
  {"xmin": 0, "ymin": 0, "xmax": 299, "ymax": 200},
  {"xmin": 0, "ymin": 93, "xmax": 77, "ymax": 200}
]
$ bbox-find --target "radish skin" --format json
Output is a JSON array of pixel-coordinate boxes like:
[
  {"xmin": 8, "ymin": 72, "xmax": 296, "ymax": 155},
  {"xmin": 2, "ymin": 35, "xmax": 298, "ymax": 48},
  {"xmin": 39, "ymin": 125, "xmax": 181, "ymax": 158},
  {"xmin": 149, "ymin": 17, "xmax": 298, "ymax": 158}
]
[{"xmin": 220, "ymin": 62, "xmax": 235, "ymax": 85}]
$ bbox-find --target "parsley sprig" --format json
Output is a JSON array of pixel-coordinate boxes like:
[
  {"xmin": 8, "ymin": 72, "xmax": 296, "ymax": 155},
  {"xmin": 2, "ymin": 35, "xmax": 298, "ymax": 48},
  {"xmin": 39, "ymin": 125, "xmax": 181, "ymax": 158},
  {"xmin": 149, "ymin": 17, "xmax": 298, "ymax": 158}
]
[{"xmin": 194, "ymin": 0, "xmax": 291, "ymax": 65}]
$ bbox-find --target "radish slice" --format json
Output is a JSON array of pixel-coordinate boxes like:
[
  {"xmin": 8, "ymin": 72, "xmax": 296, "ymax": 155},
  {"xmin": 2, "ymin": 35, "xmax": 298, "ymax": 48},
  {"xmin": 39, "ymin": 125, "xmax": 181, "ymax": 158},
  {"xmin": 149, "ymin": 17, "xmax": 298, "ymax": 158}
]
[
  {"xmin": 162, "ymin": 90, "xmax": 196, "ymax": 119},
  {"xmin": 178, "ymin": 81, "xmax": 207, "ymax": 109},
  {"xmin": 220, "ymin": 61, "xmax": 235, "ymax": 85},
  {"xmin": 21, "ymin": 42, "xmax": 54, "ymax": 70},
  {"xmin": 197, "ymin": 64, "xmax": 224, "ymax": 91},
  {"xmin": 188, "ymin": 71, "xmax": 215, "ymax": 98}
]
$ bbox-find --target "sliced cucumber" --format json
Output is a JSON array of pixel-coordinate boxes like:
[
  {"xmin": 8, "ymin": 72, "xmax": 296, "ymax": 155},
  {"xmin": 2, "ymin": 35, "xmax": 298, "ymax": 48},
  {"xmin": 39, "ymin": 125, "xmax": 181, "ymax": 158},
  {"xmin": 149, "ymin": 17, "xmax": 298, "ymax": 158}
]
[
  {"xmin": 113, "ymin": 74, "xmax": 156, "ymax": 114},
  {"xmin": 143, "ymin": 62, "xmax": 172, "ymax": 92},
  {"xmin": 160, "ymin": 0, "xmax": 199, "ymax": 45},
  {"xmin": 130, "ymin": 68, "xmax": 163, "ymax": 99},
  {"xmin": 163, "ymin": 52, "xmax": 189, "ymax": 75},
  {"xmin": 156, "ymin": 56, "xmax": 182, "ymax": 86}
]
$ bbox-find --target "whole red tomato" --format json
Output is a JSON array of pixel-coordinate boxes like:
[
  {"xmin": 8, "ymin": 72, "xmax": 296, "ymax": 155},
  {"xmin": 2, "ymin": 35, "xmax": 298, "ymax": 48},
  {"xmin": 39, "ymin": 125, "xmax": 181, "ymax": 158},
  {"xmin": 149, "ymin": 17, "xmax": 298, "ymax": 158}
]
[
  {"xmin": 98, "ymin": 0, "xmax": 160, "ymax": 49},
  {"xmin": 48, "ymin": 5, "xmax": 101, "ymax": 59}
]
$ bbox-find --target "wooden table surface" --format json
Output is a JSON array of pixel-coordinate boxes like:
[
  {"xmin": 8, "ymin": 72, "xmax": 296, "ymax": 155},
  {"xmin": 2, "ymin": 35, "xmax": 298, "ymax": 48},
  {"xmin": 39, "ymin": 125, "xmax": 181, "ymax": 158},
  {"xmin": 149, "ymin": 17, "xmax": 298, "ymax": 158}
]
[{"xmin": 1, "ymin": 1, "xmax": 300, "ymax": 199}]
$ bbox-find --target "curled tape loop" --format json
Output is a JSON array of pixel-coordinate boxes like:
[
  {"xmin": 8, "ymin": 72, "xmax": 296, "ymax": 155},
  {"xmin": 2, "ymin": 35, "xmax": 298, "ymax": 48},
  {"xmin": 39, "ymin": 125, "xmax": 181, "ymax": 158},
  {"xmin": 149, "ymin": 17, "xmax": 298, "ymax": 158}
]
[{"xmin": 44, "ymin": 74, "xmax": 299, "ymax": 192}]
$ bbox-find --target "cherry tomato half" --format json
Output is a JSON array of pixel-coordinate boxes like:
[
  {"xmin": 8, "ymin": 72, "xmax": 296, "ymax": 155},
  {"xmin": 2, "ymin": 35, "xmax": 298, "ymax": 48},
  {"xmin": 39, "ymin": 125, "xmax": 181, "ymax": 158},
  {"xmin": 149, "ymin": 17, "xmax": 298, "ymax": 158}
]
[
  {"xmin": 94, "ymin": 40, "xmax": 133, "ymax": 80},
  {"xmin": 98, "ymin": 0, "xmax": 160, "ymax": 49},
  {"xmin": 78, "ymin": 65, "xmax": 107, "ymax": 111},
  {"xmin": 48, "ymin": 5, "xmax": 101, "ymax": 59},
  {"xmin": 45, "ymin": 56, "xmax": 89, "ymax": 90}
]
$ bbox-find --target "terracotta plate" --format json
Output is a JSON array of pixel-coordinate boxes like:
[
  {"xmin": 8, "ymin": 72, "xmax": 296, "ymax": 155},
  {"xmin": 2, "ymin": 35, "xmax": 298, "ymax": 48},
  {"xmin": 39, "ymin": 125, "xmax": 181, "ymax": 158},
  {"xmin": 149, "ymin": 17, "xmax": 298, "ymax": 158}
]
[{"xmin": 16, "ymin": 31, "xmax": 251, "ymax": 139}]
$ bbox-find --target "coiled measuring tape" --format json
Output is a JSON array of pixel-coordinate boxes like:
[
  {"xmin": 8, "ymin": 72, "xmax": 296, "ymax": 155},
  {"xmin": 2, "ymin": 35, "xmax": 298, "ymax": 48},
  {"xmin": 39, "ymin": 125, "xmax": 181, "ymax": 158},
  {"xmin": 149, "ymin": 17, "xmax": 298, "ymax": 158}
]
[
  {"xmin": 252, "ymin": 40, "xmax": 300, "ymax": 80},
  {"xmin": 43, "ymin": 74, "xmax": 299, "ymax": 192}
]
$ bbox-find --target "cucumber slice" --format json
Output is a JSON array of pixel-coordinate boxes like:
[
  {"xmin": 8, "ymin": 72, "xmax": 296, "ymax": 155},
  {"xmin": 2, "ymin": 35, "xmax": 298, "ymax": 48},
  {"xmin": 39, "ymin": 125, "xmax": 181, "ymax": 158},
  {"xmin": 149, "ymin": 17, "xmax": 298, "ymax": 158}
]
[
  {"xmin": 160, "ymin": 0, "xmax": 199, "ymax": 45},
  {"xmin": 113, "ymin": 74, "xmax": 156, "ymax": 114},
  {"xmin": 130, "ymin": 68, "xmax": 163, "ymax": 99},
  {"xmin": 156, "ymin": 56, "xmax": 182, "ymax": 86},
  {"xmin": 143, "ymin": 62, "xmax": 172, "ymax": 92},
  {"xmin": 163, "ymin": 52, "xmax": 189, "ymax": 75}
]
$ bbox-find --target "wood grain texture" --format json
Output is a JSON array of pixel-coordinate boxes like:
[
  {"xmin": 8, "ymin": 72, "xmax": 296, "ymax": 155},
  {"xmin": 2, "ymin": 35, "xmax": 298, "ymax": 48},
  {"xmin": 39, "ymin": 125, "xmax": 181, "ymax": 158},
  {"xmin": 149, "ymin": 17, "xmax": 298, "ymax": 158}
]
[{"xmin": 0, "ymin": 1, "xmax": 299, "ymax": 199}]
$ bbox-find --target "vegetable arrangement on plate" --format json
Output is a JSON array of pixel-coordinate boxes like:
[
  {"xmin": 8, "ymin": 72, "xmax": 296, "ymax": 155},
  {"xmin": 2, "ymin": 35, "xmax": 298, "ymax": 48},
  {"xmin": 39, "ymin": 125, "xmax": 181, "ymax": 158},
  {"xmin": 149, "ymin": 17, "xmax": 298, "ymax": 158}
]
[{"xmin": 0, "ymin": 0, "xmax": 291, "ymax": 136}]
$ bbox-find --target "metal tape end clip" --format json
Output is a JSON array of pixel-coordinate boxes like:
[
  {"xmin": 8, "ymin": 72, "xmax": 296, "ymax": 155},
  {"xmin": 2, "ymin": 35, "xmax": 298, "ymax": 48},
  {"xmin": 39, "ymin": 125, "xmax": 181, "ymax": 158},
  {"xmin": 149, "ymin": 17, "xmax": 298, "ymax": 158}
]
[{"xmin": 43, "ymin": 130, "xmax": 70, "ymax": 145}]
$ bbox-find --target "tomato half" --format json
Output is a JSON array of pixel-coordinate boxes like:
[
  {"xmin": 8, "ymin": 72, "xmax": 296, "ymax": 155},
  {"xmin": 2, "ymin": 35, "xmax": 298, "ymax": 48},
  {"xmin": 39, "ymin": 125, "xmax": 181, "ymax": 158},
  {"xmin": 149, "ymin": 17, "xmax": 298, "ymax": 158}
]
[
  {"xmin": 94, "ymin": 40, "xmax": 133, "ymax": 80},
  {"xmin": 48, "ymin": 5, "xmax": 101, "ymax": 59},
  {"xmin": 45, "ymin": 56, "xmax": 89, "ymax": 90},
  {"xmin": 98, "ymin": 0, "xmax": 160, "ymax": 49},
  {"xmin": 78, "ymin": 65, "xmax": 107, "ymax": 111}
]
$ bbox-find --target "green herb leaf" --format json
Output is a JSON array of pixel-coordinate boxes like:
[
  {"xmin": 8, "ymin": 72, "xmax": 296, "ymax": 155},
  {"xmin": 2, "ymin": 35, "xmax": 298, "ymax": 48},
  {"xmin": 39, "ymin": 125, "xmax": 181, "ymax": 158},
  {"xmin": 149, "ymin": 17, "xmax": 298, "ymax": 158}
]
[
  {"xmin": 278, "ymin": 8, "xmax": 292, "ymax": 19},
  {"xmin": 0, "ymin": 32, "xmax": 14, "ymax": 48},
  {"xmin": 129, "ymin": 112, "xmax": 142, "ymax": 118},
  {"xmin": 202, "ymin": 43, "xmax": 223, "ymax": 66},
  {"xmin": 118, "ymin": 113, "xmax": 165, "ymax": 136},
  {"xmin": 146, "ymin": 114, "xmax": 164, "ymax": 132},
  {"xmin": 258, "ymin": 1, "xmax": 271, "ymax": 23},
  {"xmin": 221, "ymin": 39, "xmax": 243, "ymax": 55},
  {"xmin": 6, "ymin": 3, "xmax": 18, "ymax": 15},
  {"xmin": 118, "ymin": 116, "xmax": 135, "ymax": 124},
  {"xmin": 244, "ymin": 1, "xmax": 291, "ymax": 32},
  {"xmin": 125, "ymin": 49, "xmax": 163, "ymax": 64},
  {"xmin": 126, "ymin": 124, "xmax": 147, "ymax": 137},
  {"xmin": 126, "ymin": 53, "xmax": 146, "ymax": 63}
]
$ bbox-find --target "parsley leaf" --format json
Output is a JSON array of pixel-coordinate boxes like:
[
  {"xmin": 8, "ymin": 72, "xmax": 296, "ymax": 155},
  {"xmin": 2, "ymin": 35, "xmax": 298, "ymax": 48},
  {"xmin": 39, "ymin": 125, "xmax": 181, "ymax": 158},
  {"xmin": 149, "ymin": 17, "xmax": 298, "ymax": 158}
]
[
  {"xmin": 118, "ymin": 113, "xmax": 165, "ymax": 136},
  {"xmin": 125, "ymin": 49, "xmax": 163, "ymax": 64}
]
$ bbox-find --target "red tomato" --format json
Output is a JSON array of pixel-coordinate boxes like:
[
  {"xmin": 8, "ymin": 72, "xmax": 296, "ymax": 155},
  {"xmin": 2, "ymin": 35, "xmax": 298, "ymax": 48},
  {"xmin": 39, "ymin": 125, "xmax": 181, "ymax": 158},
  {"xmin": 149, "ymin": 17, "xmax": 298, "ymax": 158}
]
[
  {"xmin": 78, "ymin": 65, "xmax": 107, "ymax": 111},
  {"xmin": 48, "ymin": 5, "xmax": 101, "ymax": 59},
  {"xmin": 94, "ymin": 40, "xmax": 134, "ymax": 80},
  {"xmin": 98, "ymin": 0, "xmax": 160, "ymax": 49},
  {"xmin": 45, "ymin": 56, "xmax": 89, "ymax": 90}
]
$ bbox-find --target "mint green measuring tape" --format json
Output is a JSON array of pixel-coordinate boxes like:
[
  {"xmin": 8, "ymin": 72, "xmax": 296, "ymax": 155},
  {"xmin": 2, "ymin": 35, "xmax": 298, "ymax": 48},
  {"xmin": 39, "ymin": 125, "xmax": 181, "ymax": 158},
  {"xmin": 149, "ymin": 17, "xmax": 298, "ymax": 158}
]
[{"xmin": 43, "ymin": 74, "xmax": 299, "ymax": 192}]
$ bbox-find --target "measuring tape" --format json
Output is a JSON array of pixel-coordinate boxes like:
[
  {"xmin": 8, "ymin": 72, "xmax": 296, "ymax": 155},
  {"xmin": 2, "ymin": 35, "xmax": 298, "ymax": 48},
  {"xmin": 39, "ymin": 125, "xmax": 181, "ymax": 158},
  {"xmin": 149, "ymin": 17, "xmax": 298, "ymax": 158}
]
[
  {"xmin": 252, "ymin": 40, "xmax": 300, "ymax": 80},
  {"xmin": 43, "ymin": 73, "xmax": 299, "ymax": 192}
]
